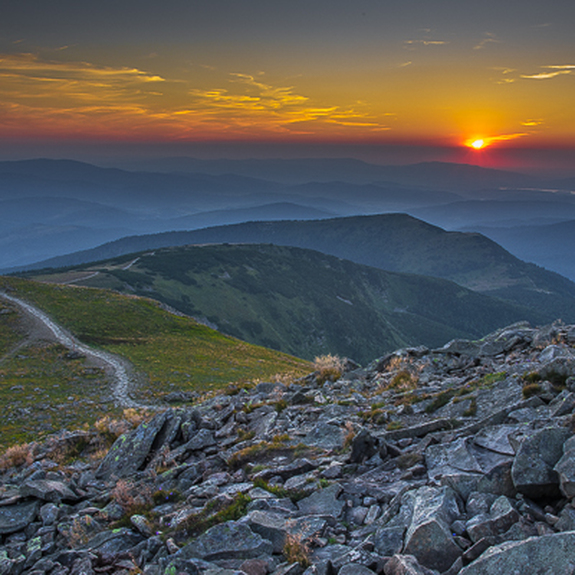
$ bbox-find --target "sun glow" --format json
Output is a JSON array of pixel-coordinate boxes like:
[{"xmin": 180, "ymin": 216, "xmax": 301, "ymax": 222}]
[{"xmin": 470, "ymin": 139, "xmax": 485, "ymax": 150}]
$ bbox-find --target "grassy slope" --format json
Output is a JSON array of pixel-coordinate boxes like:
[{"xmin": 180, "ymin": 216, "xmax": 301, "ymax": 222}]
[
  {"xmin": 30, "ymin": 244, "xmax": 546, "ymax": 364},
  {"xmin": 25, "ymin": 214, "xmax": 575, "ymax": 323},
  {"xmin": 0, "ymin": 276, "xmax": 310, "ymax": 445}
]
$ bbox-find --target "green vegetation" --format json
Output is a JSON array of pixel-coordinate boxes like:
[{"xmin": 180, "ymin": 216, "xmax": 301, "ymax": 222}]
[
  {"xmin": 178, "ymin": 493, "xmax": 252, "ymax": 537},
  {"xmin": 27, "ymin": 243, "xmax": 547, "ymax": 364},
  {"xmin": 0, "ymin": 276, "xmax": 311, "ymax": 446}
]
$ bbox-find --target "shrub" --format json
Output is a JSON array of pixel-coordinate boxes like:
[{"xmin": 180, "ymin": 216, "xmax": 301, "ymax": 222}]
[
  {"xmin": 0, "ymin": 443, "xmax": 33, "ymax": 470},
  {"xmin": 425, "ymin": 390, "xmax": 455, "ymax": 414},
  {"xmin": 523, "ymin": 383, "xmax": 542, "ymax": 399},
  {"xmin": 283, "ymin": 533, "xmax": 311, "ymax": 568},
  {"xmin": 389, "ymin": 370, "xmax": 418, "ymax": 391},
  {"xmin": 314, "ymin": 354, "xmax": 344, "ymax": 384}
]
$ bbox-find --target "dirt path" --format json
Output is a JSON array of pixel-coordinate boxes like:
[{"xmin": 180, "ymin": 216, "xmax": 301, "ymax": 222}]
[{"xmin": 0, "ymin": 291, "xmax": 155, "ymax": 410}]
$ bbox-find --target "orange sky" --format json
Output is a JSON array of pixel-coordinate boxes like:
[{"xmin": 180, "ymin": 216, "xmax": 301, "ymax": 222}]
[{"xmin": 1, "ymin": 1, "xmax": 574, "ymax": 170}]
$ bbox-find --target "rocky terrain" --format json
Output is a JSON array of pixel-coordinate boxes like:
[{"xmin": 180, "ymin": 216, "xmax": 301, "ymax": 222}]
[{"xmin": 2, "ymin": 321, "xmax": 575, "ymax": 574}]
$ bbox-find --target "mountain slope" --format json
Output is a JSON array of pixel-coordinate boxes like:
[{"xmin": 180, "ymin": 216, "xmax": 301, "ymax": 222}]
[
  {"xmin": 29, "ymin": 244, "xmax": 548, "ymax": 364},
  {"xmin": 23, "ymin": 213, "xmax": 575, "ymax": 323},
  {"xmin": 0, "ymin": 275, "xmax": 310, "ymax": 443}
]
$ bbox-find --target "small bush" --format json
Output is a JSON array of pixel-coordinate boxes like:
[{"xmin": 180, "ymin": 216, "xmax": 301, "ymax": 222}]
[
  {"xmin": 179, "ymin": 493, "xmax": 251, "ymax": 536},
  {"xmin": 425, "ymin": 390, "xmax": 455, "ymax": 414},
  {"xmin": 386, "ymin": 421, "xmax": 403, "ymax": 431},
  {"xmin": 0, "ymin": 443, "xmax": 33, "ymax": 470},
  {"xmin": 314, "ymin": 354, "xmax": 344, "ymax": 384},
  {"xmin": 283, "ymin": 533, "xmax": 311, "ymax": 568},
  {"xmin": 462, "ymin": 398, "xmax": 478, "ymax": 417},
  {"xmin": 523, "ymin": 383, "xmax": 542, "ymax": 398},
  {"xmin": 389, "ymin": 370, "xmax": 418, "ymax": 391}
]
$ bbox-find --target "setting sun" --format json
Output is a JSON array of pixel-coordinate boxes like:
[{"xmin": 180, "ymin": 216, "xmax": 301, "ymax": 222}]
[{"xmin": 471, "ymin": 139, "xmax": 485, "ymax": 150}]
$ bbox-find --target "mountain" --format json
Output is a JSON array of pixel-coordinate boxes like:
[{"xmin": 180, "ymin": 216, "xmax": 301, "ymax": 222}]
[
  {"xmin": 27, "ymin": 243, "xmax": 548, "ymax": 364},
  {"xmin": 468, "ymin": 220, "xmax": 575, "ymax": 282},
  {"xmin": 117, "ymin": 156, "xmax": 549, "ymax": 190},
  {"xmin": 21, "ymin": 213, "xmax": 575, "ymax": 323},
  {"xmin": 410, "ymin": 199, "xmax": 575, "ymax": 230},
  {"xmin": 0, "ymin": 275, "xmax": 310, "ymax": 444}
]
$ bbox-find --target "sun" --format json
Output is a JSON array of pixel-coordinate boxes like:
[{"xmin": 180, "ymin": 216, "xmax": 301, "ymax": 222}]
[{"xmin": 470, "ymin": 139, "xmax": 485, "ymax": 150}]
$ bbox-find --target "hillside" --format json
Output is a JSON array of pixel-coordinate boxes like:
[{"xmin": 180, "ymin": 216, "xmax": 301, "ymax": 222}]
[
  {"xmin": 2, "ymin": 320, "xmax": 575, "ymax": 574},
  {"xmin": 0, "ymin": 276, "xmax": 310, "ymax": 445},
  {"xmin": 25, "ymin": 213, "xmax": 575, "ymax": 323},
  {"xmin": 28, "ymin": 244, "xmax": 548, "ymax": 364}
]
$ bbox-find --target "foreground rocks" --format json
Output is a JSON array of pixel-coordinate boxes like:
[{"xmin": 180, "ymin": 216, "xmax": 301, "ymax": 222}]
[{"xmin": 2, "ymin": 320, "xmax": 575, "ymax": 574}]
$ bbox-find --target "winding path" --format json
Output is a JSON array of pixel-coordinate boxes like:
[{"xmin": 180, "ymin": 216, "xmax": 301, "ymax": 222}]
[{"xmin": 0, "ymin": 291, "xmax": 154, "ymax": 410}]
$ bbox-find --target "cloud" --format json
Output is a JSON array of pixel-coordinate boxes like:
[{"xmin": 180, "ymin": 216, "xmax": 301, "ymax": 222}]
[
  {"xmin": 521, "ymin": 119, "xmax": 544, "ymax": 127},
  {"xmin": 520, "ymin": 64, "xmax": 574, "ymax": 80},
  {"xmin": 0, "ymin": 53, "xmax": 393, "ymax": 139},
  {"xmin": 183, "ymin": 73, "xmax": 392, "ymax": 135},
  {"xmin": 521, "ymin": 70, "xmax": 572, "ymax": 80},
  {"xmin": 473, "ymin": 33, "xmax": 500, "ymax": 50},
  {"xmin": 404, "ymin": 39, "xmax": 449, "ymax": 47}
]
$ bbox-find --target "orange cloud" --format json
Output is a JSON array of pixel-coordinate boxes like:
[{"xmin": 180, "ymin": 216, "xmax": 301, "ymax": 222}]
[{"xmin": 0, "ymin": 53, "xmax": 393, "ymax": 140}]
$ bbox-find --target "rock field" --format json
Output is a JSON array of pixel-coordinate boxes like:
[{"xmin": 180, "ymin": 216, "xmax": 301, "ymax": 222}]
[{"xmin": 2, "ymin": 320, "xmax": 575, "ymax": 574}]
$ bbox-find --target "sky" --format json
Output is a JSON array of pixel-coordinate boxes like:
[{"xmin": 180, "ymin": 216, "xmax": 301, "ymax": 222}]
[{"xmin": 1, "ymin": 0, "xmax": 574, "ymax": 173}]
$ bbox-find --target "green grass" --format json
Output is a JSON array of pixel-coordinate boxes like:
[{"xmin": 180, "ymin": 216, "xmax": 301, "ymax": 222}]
[
  {"xmin": 26, "ymin": 243, "xmax": 546, "ymax": 364},
  {"xmin": 0, "ymin": 276, "xmax": 311, "ymax": 446},
  {"xmin": 0, "ymin": 341, "xmax": 119, "ymax": 445}
]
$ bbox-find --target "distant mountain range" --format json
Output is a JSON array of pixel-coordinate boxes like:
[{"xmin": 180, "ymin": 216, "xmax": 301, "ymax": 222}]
[
  {"xmin": 28, "ymin": 243, "xmax": 547, "ymax": 363},
  {"xmin": 18, "ymin": 213, "xmax": 575, "ymax": 325}
]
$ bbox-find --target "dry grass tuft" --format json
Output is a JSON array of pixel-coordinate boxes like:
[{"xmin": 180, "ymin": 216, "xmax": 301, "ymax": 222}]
[
  {"xmin": 283, "ymin": 533, "xmax": 311, "ymax": 568},
  {"xmin": 314, "ymin": 354, "xmax": 344, "ymax": 384},
  {"xmin": 0, "ymin": 443, "xmax": 34, "ymax": 470}
]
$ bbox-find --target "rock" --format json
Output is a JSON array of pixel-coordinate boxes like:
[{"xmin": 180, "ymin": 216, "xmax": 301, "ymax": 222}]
[
  {"xmin": 180, "ymin": 521, "xmax": 273, "ymax": 561},
  {"xmin": 303, "ymin": 423, "xmax": 345, "ymax": 450},
  {"xmin": 383, "ymin": 554, "xmax": 437, "ymax": 575},
  {"xmin": 554, "ymin": 435, "xmax": 575, "ymax": 499},
  {"xmin": 0, "ymin": 500, "xmax": 39, "ymax": 535},
  {"xmin": 20, "ymin": 479, "xmax": 78, "ymax": 503},
  {"xmin": 95, "ymin": 410, "xmax": 173, "ymax": 479},
  {"xmin": 339, "ymin": 563, "xmax": 377, "ymax": 575},
  {"xmin": 511, "ymin": 426, "xmax": 571, "ymax": 498},
  {"xmin": 349, "ymin": 429, "xmax": 379, "ymax": 464},
  {"xmin": 248, "ymin": 510, "xmax": 289, "ymax": 553},
  {"xmin": 402, "ymin": 486, "xmax": 462, "ymax": 572},
  {"xmin": 373, "ymin": 526, "xmax": 405, "ymax": 557},
  {"xmin": 297, "ymin": 484, "xmax": 344, "ymax": 518},
  {"xmin": 458, "ymin": 532, "xmax": 575, "ymax": 574}
]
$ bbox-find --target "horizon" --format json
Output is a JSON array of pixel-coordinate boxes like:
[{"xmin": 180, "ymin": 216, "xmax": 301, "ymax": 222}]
[{"xmin": 1, "ymin": 1, "xmax": 574, "ymax": 176}]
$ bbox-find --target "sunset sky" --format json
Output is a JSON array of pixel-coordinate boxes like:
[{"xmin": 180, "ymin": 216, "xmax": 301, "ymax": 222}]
[{"xmin": 1, "ymin": 0, "xmax": 574, "ymax": 172}]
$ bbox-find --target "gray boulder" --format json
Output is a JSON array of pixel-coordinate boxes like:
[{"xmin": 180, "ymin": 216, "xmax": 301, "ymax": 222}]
[
  {"xmin": 20, "ymin": 479, "xmax": 78, "ymax": 503},
  {"xmin": 0, "ymin": 499, "xmax": 39, "ymax": 535},
  {"xmin": 402, "ymin": 486, "xmax": 461, "ymax": 572},
  {"xmin": 554, "ymin": 435, "xmax": 575, "ymax": 499},
  {"xmin": 180, "ymin": 521, "xmax": 273, "ymax": 561},
  {"xmin": 297, "ymin": 484, "xmax": 344, "ymax": 518},
  {"xmin": 383, "ymin": 554, "xmax": 438, "ymax": 575},
  {"xmin": 511, "ymin": 427, "xmax": 571, "ymax": 498},
  {"xmin": 96, "ymin": 410, "xmax": 175, "ymax": 479},
  {"xmin": 458, "ymin": 531, "xmax": 575, "ymax": 574}
]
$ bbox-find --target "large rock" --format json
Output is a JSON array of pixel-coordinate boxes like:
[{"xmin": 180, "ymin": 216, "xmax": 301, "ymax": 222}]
[
  {"xmin": 0, "ymin": 499, "xmax": 39, "ymax": 534},
  {"xmin": 383, "ymin": 554, "xmax": 437, "ymax": 575},
  {"xmin": 554, "ymin": 435, "xmax": 575, "ymax": 499},
  {"xmin": 511, "ymin": 427, "xmax": 571, "ymax": 498},
  {"xmin": 297, "ymin": 483, "xmax": 344, "ymax": 517},
  {"xmin": 402, "ymin": 486, "xmax": 462, "ymax": 572},
  {"xmin": 180, "ymin": 521, "xmax": 273, "ymax": 561},
  {"xmin": 458, "ymin": 532, "xmax": 575, "ymax": 574},
  {"xmin": 96, "ymin": 410, "xmax": 174, "ymax": 479},
  {"xmin": 20, "ymin": 479, "xmax": 78, "ymax": 503},
  {"xmin": 303, "ymin": 423, "xmax": 345, "ymax": 450}
]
